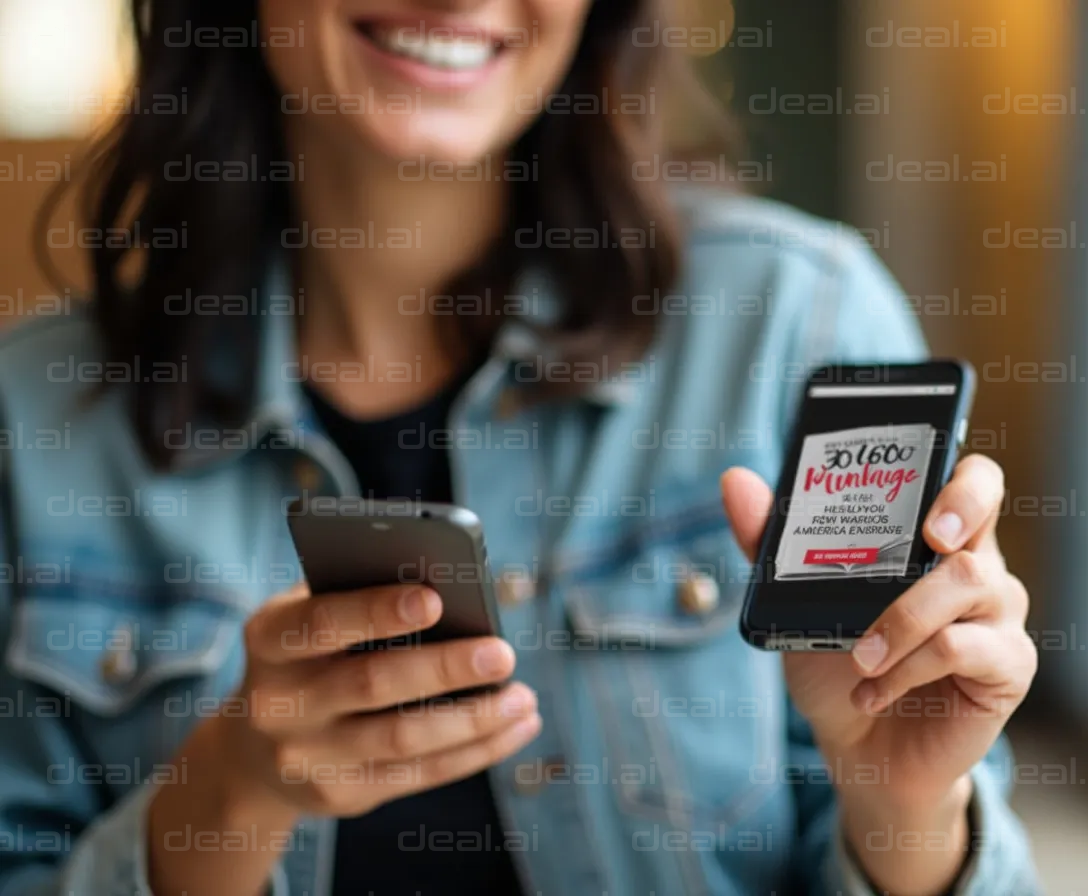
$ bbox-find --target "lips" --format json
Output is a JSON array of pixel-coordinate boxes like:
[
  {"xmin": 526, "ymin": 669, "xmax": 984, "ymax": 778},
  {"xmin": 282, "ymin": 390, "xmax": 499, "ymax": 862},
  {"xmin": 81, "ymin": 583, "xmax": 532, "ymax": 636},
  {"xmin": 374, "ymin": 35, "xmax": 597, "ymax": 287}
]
[{"xmin": 354, "ymin": 20, "xmax": 507, "ymax": 73}]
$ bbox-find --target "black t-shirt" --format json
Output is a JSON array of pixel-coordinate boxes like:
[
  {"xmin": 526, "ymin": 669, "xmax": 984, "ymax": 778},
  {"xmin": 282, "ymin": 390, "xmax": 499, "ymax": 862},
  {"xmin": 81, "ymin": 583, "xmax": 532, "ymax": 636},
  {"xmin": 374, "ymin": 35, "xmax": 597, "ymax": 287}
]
[{"xmin": 304, "ymin": 375, "xmax": 524, "ymax": 896}]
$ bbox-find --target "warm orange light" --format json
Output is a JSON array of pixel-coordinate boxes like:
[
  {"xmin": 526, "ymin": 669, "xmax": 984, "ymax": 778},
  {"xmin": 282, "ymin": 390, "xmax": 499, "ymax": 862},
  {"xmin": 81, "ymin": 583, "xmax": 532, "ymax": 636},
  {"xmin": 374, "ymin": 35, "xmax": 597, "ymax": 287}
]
[{"xmin": 0, "ymin": 0, "xmax": 134, "ymax": 139}]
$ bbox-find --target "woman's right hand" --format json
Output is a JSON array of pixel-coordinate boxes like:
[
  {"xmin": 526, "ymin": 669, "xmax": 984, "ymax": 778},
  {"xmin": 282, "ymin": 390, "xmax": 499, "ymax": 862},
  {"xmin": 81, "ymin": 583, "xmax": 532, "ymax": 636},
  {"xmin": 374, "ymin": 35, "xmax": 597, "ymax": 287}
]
[{"xmin": 148, "ymin": 582, "xmax": 541, "ymax": 896}]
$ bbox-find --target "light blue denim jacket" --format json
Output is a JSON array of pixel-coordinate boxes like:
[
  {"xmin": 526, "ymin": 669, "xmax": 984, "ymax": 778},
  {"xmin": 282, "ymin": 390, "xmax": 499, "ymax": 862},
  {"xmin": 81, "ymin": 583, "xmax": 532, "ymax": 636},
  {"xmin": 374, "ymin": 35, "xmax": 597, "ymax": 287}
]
[{"xmin": 0, "ymin": 193, "xmax": 1038, "ymax": 895}]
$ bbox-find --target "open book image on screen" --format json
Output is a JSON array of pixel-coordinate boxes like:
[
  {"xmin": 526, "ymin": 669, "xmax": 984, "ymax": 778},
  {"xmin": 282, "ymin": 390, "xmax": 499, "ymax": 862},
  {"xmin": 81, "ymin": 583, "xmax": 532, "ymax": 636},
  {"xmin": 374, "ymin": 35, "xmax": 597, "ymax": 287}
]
[{"xmin": 774, "ymin": 423, "xmax": 935, "ymax": 580}]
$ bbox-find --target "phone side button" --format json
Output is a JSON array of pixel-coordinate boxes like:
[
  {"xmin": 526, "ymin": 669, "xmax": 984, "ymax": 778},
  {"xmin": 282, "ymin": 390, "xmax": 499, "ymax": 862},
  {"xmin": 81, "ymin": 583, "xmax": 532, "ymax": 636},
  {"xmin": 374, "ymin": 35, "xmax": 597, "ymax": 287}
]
[{"xmin": 956, "ymin": 419, "xmax": 968, "ymax": 446}]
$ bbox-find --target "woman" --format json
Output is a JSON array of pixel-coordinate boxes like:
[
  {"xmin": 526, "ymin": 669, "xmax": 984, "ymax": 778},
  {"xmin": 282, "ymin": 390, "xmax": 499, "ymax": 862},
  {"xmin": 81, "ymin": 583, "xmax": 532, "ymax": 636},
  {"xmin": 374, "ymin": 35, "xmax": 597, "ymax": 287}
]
[{"xmin": 0, "ymin": 0, "xmax": 1038, "ymax": 894}]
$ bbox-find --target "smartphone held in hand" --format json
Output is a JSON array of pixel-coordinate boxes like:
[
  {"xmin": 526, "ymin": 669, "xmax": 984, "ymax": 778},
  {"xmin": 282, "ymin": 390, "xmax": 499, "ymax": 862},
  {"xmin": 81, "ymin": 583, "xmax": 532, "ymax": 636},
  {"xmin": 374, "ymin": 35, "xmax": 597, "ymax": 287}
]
[
  {"xmin": 287, "ymin": 499, "xmax": 502, "ymax": 648},
  {"xmin": 740, "ymin": 361, "xmax": 975, "ymax": 651}
]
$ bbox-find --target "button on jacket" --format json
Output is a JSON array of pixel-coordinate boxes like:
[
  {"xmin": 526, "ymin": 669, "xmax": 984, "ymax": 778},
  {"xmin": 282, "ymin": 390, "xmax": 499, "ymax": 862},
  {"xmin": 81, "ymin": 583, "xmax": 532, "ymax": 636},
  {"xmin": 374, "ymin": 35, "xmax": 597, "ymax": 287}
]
[{"xmin": 0, "ymin": 194, "xmax": 1039, "ymax": 895}]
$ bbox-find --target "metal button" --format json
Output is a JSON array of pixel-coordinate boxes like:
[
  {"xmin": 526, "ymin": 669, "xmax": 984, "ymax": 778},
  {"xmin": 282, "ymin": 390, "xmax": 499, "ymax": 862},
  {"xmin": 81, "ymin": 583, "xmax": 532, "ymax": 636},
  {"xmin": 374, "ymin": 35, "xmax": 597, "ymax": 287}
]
[
  {"xmin": 677, "ymin": 570, "xmax": 719, "ymax": 615},
  {"xmin": 100, "ymin": 624, "xmax": 137, "ymax": 685},
  {"xmin": 294, "ymin": 458, "xmax": 322, "ymax": 492},
  {"xmin": 513, "ymin": 754, "xmax": 566, "ymax": 796},
  {"xmin": 496, "ymin": 569, "xmax": 536, "ymax": 606},
  {"xmin": 494, "ymin": 387, "xmax": 521, "ymax": 421}
]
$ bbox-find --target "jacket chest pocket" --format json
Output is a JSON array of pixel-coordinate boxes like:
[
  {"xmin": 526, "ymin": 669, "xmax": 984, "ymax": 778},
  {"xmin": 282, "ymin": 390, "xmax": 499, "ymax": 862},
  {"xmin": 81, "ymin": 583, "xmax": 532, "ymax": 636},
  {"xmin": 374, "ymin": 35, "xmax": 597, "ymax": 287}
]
[
  {"xmin": 560, "ymin": 505, "xmax": 788, "ymax": 831},
  {"xmin": 4, "ymin": 582, "xmax": 249, "ymax": 773}
]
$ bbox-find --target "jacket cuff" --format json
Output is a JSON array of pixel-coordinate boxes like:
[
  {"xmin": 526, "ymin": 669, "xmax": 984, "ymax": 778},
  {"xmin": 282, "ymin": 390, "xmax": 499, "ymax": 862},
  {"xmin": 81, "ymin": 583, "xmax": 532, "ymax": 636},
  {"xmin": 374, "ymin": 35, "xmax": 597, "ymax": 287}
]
[
  {"xmin": 822, "ymin": 767, "xmax": 1041, "ymax": 895},
  {"xmin": 55, "ymin": 781, "xmax": 290, "ymax": 896},
  {"xmin": 953, "ymin": 764, "xmax": 1041, "ymax": 896}
]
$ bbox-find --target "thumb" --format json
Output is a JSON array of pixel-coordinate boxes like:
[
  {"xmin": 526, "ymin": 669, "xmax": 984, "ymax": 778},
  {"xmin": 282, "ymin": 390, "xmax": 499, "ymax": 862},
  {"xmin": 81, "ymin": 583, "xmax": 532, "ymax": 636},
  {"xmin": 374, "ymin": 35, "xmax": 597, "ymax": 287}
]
[{"xmin": 720, "ymin": 467, "xmax": 773, "ymax": 563}]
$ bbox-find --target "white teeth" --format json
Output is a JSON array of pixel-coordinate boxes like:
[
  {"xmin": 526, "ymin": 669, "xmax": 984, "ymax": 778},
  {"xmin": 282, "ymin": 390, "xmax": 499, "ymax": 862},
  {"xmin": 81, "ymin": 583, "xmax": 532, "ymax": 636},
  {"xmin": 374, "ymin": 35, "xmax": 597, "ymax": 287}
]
[{"xmin": 370, "ymin": 26, "xmax": 497, "ymax": 70}]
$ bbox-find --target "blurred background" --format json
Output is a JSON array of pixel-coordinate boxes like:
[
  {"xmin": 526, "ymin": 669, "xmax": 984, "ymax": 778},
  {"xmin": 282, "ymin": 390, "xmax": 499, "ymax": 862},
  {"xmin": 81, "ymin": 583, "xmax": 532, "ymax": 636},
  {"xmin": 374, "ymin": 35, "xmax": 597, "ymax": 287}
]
[{"xmin": 1, "ymin": 0, "xmax": 1085, "ymax": 889}]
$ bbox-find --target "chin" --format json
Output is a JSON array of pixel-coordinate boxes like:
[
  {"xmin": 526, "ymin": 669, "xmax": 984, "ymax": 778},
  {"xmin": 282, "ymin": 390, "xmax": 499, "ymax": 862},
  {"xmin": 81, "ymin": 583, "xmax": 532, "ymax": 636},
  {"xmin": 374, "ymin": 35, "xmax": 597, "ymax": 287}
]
[
  {"xmin": 350, "ymin": 112, "xmax": 516, "ymax": 168},
  {"xmin": 262, "ymin": 0, "xmax": 586, "ymax": 172},
  {"xmin": 324, "ymin": 11, "xmax": 535, "ymax": 166}
]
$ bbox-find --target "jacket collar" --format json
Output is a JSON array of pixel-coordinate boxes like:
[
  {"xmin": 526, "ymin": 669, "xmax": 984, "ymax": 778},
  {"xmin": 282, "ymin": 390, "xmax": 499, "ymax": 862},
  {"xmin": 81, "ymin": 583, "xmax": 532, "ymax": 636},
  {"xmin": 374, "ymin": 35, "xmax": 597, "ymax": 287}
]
[
  {"xmin": 176, "ymin": 259, "xmax": 638, "ymax": 472},
  {"xmin": 252, "ymin": 259, "xmax": 637, "ymax": 415}
]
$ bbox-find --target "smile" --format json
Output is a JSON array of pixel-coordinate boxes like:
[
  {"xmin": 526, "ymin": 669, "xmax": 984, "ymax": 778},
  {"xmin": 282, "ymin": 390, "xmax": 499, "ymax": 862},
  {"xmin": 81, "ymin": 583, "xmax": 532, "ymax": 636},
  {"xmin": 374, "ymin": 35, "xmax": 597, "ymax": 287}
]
[
  {"xmin": 358, "ymin": 22, "xmax": 502, "ymax": 71},
  {"xmin": 352, "ymin": 19, "xmax": 510, "ymax": 88}
]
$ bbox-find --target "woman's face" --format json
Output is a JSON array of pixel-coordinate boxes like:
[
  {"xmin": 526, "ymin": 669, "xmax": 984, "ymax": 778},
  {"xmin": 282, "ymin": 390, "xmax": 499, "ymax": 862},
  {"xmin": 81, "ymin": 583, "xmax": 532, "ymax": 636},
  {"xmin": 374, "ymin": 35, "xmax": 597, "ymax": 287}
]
[{"xmin": 261, "ymin": 0, "xmax": 593, "ymax": 164}]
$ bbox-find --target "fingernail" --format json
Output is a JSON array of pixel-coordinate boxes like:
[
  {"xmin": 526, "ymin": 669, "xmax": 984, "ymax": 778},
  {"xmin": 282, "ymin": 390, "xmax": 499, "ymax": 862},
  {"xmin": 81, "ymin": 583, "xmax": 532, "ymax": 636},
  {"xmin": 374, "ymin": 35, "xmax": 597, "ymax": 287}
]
[
  {"xmin": 511, "ymin": 713, "xmax": 542, "ymax": 741},
  {"xmin": 473, "ymin": 641, "xmax": 514, "ymax": 677},
  {"xmin": 398, "ymin": 588, "xmax": 440, "ymax": 625},
  {"xmin": 930, "ymin": 512, "xmax": 964, "ymax": 548},
  {"xmin": 852, "ymin": 632, "xmax": 888, "ymax": 674},
  {"xmin": 499, "ymin": 686, "xmax": 537, "ymax": 718}
]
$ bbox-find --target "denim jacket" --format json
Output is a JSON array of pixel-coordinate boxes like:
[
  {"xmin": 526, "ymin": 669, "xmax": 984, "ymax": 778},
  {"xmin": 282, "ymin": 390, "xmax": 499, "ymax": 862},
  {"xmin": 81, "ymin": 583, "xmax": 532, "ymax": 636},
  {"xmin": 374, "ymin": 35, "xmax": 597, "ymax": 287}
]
[{"xmin": 0, "ymin": 193, "xmax": 1038, "ymax": 895}]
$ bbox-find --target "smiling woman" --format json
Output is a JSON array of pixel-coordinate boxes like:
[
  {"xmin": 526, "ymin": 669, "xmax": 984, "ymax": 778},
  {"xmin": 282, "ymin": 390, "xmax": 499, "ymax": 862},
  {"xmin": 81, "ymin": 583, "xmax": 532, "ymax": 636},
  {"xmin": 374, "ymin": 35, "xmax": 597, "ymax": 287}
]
[
  {"xmin": 64, "ymin": 0, "xmax": 727, "ymax": 466},
  {"xmin": 0, "ymin": 1, "xmax": 1044, "ymax": 895}
]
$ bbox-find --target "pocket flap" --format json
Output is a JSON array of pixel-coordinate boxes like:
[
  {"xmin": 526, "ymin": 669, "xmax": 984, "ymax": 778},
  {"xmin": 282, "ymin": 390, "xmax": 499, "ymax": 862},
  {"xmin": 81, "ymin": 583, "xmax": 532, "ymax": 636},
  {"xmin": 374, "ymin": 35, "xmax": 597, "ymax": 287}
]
[
  {"xmin": 563, "ymin": 522, "xmax": 747, "ymax": 649},
  {"xmin": 5, "ymin": 594, "xmax": 244, "ymax": 717}
]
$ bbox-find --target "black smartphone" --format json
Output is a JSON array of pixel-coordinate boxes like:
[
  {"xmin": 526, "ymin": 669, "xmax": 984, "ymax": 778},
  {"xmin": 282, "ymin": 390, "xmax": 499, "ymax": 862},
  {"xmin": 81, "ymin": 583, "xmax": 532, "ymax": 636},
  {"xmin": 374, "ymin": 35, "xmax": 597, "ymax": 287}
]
[
  {"xmin": 739, "ymin": 360, "xmax": 975, "ymax": 651},
  {"xmin": 287, "ymin": 498, "xmax": 501, "ymax": 650}
]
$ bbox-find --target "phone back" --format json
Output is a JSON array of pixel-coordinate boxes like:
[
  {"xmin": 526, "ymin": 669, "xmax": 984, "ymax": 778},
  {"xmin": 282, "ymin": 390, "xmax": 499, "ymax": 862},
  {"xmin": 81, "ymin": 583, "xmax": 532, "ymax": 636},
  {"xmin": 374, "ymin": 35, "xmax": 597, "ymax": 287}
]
[{"xmin": 288, "ymin": 500, "xmax": 500, "ymax": 645}]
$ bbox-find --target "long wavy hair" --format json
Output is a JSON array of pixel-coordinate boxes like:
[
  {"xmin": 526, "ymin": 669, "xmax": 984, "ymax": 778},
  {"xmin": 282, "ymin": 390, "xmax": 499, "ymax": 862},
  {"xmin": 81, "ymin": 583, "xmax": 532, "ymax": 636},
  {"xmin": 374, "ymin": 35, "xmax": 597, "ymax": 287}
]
[{"xmin": 38, "ymin": 0, "xmax": 735, "ymax": 468}]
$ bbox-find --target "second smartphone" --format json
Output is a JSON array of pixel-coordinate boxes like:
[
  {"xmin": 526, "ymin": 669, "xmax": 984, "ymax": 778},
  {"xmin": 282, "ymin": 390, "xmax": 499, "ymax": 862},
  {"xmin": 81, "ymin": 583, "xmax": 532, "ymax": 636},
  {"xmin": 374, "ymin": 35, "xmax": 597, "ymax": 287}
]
[{"xmin": 740, "ymin": 361, "xmax": 975, "ymax": 651}]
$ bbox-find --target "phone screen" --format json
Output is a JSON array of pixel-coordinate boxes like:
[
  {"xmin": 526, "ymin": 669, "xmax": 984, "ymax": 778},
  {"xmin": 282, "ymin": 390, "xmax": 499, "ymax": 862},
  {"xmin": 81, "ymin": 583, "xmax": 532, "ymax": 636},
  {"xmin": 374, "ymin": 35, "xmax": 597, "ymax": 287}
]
[
  {"xmin": 774, "ymin": 383, "xmax": 960, "ymax": 583},
  {"xmin": 742, "ymin": 362, "xmax": 973, "ymax": 648}
]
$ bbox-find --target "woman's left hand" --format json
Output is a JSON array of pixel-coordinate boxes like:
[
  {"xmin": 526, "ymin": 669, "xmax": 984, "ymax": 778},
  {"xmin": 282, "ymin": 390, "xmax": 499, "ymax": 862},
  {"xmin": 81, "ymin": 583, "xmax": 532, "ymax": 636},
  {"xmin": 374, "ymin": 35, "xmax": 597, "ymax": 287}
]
[{"xmin": 721, "ymin": 456, "xmax": 1038, "ymax": 895}]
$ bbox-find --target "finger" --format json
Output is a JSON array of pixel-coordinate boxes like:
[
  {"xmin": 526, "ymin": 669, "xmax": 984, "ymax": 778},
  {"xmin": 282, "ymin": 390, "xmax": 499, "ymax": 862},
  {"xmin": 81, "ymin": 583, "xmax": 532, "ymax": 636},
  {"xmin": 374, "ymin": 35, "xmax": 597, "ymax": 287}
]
[
  {"xmin": 247, "ymin": 584, "xmax": 443, "ymax": 664},
  {"xmin": 388, "ymin": 712, "xmax": 543, "ymax": 799},
  {"xmin": 314, "ymin": 683, "xmax": 538, "ymax": 762},
  {"xmin": 320, "ymin": 636, "xmax": 517, "ymax": 719},
  {"xmin": 923, "ymin": 454, "xmax": 1005, "ymax": 554},
  {"xmin": 264, "ymin": 581, "xmax": 311, "ymax": 604},
  {"xmin": 720, "ymin": 467, "xmax": 773, "ymax": 562},
  {"xmin": 851, "ymin": 551, "xmax": 1002, "ymax": 678},
  {"xmin": 850, "ymin": 623, "xmax": 1035, "ymax": 716}
]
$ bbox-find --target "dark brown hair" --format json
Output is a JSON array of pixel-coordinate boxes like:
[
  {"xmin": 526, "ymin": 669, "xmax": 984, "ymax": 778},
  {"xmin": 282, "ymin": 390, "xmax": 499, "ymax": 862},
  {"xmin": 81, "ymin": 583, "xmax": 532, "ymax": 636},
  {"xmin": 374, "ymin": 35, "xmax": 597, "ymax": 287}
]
[{"xmin": 39, "ymin": 0, "xmax": 734, "ymax": 468}]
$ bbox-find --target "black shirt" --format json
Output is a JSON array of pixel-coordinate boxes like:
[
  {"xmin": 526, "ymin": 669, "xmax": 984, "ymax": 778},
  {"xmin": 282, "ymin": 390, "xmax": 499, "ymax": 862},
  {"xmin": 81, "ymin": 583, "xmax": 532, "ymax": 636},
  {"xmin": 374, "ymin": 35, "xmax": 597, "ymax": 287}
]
[{"xmin": 304, "ymin": 376, "xmax": 524, "ymax": 896}]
